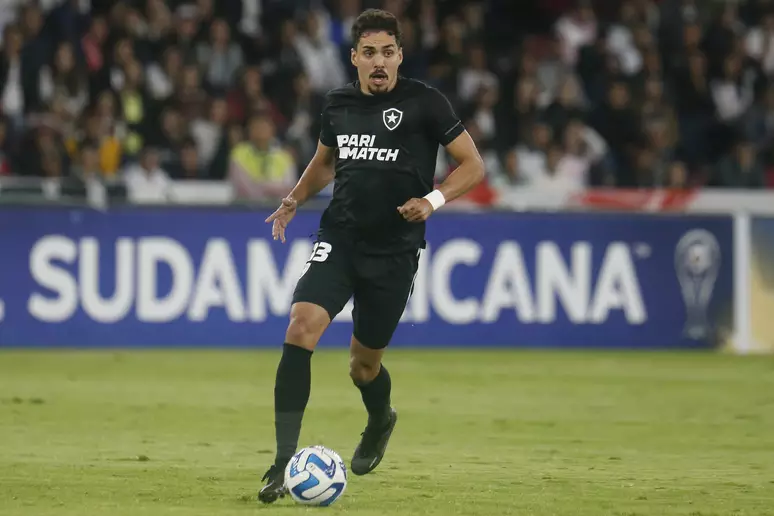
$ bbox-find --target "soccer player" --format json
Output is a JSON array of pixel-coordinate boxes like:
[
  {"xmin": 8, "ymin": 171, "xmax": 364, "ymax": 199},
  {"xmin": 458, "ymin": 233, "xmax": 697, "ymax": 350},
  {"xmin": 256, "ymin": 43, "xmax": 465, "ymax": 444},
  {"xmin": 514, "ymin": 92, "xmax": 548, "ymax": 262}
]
[{"xmin": 258, "ymin": 8, "xmax": 484, "ymax": 503}]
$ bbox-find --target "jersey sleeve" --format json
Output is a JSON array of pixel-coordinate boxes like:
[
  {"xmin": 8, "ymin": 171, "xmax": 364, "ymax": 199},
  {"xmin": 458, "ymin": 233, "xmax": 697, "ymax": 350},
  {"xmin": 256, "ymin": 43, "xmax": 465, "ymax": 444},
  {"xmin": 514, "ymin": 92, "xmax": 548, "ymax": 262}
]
[
  {"xmin": 424, "ymin": 87, "xmax": 465, "ymax": 146},
  {"xmin": 318, "ymin": 97, "xmax": 337, "ymax": 148}
]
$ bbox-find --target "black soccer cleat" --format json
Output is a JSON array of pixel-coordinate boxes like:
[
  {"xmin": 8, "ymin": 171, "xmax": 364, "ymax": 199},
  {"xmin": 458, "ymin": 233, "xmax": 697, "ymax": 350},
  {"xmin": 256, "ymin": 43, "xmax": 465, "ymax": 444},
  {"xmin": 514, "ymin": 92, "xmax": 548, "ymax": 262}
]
[
  {"xmin": 258, "ymin": 464, "xmax": 288, "ymax": 504},
  {"xmin": 351, "ymin": 407, "xmax": 398, "ymax": 476}
]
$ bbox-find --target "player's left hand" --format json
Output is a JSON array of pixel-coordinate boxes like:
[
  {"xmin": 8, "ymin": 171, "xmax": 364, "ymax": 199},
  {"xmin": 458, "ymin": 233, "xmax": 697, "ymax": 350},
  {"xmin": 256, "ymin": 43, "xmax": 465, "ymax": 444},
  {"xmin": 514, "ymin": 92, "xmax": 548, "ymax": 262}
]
[{"xmin": 398, "ymin": 198, "xmax": 434, "ymax": 223}]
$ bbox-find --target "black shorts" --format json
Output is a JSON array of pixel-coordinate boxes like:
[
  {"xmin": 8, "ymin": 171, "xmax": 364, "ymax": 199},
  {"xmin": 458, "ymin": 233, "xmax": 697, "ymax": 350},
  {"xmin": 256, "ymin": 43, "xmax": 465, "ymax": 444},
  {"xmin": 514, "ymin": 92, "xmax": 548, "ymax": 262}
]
[{"xmin": 292, "ymin": 233, "xmax": 420, "ymax": 349}]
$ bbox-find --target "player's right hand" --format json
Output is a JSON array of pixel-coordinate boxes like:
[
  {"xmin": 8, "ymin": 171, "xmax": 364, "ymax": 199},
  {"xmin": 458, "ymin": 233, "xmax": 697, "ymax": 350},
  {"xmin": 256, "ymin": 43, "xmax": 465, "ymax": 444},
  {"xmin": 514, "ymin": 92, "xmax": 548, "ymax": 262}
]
[{"xmin": 265, "ymin": 196, "xmax": 298, "ymax": 243}]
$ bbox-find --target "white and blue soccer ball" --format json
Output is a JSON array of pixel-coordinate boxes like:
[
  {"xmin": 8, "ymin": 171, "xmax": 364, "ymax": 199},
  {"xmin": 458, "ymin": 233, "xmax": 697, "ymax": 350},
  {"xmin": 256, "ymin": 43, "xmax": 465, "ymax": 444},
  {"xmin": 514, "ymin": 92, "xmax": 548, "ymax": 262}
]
[{"xmin": 284, "ymin": 445, "xmax": 348, "ymax": 506}]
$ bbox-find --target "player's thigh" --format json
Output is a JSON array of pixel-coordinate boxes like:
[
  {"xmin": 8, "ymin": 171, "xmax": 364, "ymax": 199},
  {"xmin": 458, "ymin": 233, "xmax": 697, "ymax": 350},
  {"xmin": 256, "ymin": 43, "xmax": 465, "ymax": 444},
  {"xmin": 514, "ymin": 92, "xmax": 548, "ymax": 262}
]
[
  {"xmin": 289, "ymin": 238, "xmax": 354, "ymax": 347},
  {"xmin": 351, "ymin": 250, "xmax": 420, "ymax": 350}
]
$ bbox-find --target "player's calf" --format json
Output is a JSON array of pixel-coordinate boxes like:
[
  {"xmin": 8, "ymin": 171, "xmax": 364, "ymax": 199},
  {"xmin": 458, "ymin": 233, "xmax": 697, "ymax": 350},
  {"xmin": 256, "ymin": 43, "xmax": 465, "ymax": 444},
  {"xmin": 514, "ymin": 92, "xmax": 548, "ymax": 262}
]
[
  {"xmin": 349, "ymin": 337, "xmax": 396, "ymax": 475},
  {"xmin": 261, "ymin": 303, "xmax": 332, "ymax": 502}
]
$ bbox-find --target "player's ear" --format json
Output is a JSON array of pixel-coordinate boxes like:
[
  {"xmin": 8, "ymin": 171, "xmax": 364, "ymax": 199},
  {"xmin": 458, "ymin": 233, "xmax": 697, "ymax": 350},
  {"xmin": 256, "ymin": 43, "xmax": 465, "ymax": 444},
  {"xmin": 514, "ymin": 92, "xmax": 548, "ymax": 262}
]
[{"xmin": 350, "ymin": 47, "xmax": 357, "ymax": 67}]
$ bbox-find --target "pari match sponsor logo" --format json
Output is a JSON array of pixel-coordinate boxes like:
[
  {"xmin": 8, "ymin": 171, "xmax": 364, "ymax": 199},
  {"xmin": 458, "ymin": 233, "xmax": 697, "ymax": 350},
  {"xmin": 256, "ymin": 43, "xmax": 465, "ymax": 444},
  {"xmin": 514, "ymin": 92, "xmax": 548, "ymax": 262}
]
[{"xmin": 336, "ymin": 134, "xmax": 399, "ymax": 162}]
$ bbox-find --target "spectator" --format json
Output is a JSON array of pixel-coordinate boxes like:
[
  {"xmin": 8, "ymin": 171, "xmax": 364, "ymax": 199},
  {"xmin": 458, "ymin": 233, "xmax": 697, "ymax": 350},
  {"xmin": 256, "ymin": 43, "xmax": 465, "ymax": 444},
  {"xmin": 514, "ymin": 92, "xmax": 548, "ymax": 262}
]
[
  {"xmin": 589, "ymin": 81, "xmax": 641, "ymax": 183},
  {"xmin": 667, "ymin": 160, "xmax": 690, "ymax": 189},
  {"xmin": 227, "ymin": 66, "xmax": 284, "ymax": 127},
  {"xmin": 170, "ymin": 5, "xmax": 200, "ymax": 63},
  {"xmin": 395, "ymin": 18, "xmax": 427, "ymax": 80},
  {"xmin": 72, "ymin": 141, "xmax": 103, "ymax": 180},
  {"xmin": 1, "ymin": 25, "xmax": 25, "ymax": 129},
  {"xmin": 529, "ymin": 144, "xmax": 586, "ymax": 191},
  {"xmin": 745, "ymin": 10, "xmax": 774, "ymax": 75},
  {"xmin": 465, "ymin": 84, "xmax": 500, "ymax": 149},
  {"xmin": 458, "ymin": 43, "xmax": 498, "ymax": 103},
  {"xmin": 555, "ymin": 2, "xmax": 597, "ymax": 67},
  {"xmin": 0, "ymin": 116, "xmax": 11, "ymax": 175},
  {"xmin": 542, "ymin": 74, "xmax": 586, "ymax": 135},
  {"xmin": 176, "ymin": 64, "xmax": 209, "ymax": 121},
  {"xmin": 428, "ymin": 15, "xmax": 465, "ymax": 94},
  {"xmin": 116, "ymin": 59, "xmax": 150, "ymax": 157},
  {"xmin": 294, "ymin": 10, "xmax": 346, "ymax": 95},
  {"xmin": 94, "ymin": 91, "xmax": 127, "ymax": 157},
  {"xmin": 674, "ymin": 51, "xmax": 714, "ymax": 165},
  {"xmin": 577, "ymin": 28, "xmax": 609, "ymax": 106},
  {"xmin": 281, "ymin": 72, "xmax": 325, "ymax": 167},
  {"xmin": 145, "ymin": 0, "xmax": 173, "ymax": 56},
  {"xmin": 168, "ymin": 137, "xmax": 203, "ymax": 180},
  {"xmin": 228, "ymin": 114, "xmax": 296, "ymax": 201},
  {"xmin": 711, "ymin": 54, "xmax": 754, "ymax": 123},
  {"xmin": 742, "ymin": 85, "xmax": 774, "ymax": 160},
  {"xmin": 74, "ymin": 142, "xmax": 109, "ymax": 207},
  {"xmin": 146, "ymin": 46, "xmax": 182, "ymax": 101},
  {"xmin": 513, "ymin": 121, "xmax": 554, "ymax": 185},
  {"xmin": 196, "ymin": 18, "xmax": 244, "ymax": 92},
  {"xmin": 123, "ymin": 146, "xmax": 173, "ymax": 203},
  {"xmin": 39, "ymin": 41, "xmax": 88, "ymax": 121},
  {"xmin": 464, "ymin": 119, "xmax": 503, "ymax": 184},
  {"xmin": 714, "ymin": 140, "xmax": 765, "ymax": 188},
  {"xmin": 191, "ymin": 97, "xmax": 230, "ymax": 171},
  {"xmin": 80, "ymin": 15, "xmax": 109, "ymax": 81},
  {"xmin": 563, "ymin": 117, "xmax": 608, "ymax": 182},
  {"xmin": 155, "ymin": 107, "xmax": 189, "ymax": 174},
  {"xmin": 19, "ymin": 4, "xmax": 50, "ymax": 113},
  {"xmin": 607, "ymin": 1, "xmax": 644, "ymax": 77},
  {"xmin": 109, "ymin": 37, "xmax": 137, "ymax": 92}
]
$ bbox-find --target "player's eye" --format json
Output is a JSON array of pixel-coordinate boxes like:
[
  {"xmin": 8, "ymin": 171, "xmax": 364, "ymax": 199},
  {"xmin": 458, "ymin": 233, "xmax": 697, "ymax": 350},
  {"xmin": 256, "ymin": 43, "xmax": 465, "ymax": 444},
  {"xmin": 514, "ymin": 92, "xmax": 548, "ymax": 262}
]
[
  {"xmin": 384, "ymin": 50, "xmax": 394, "ymax": 57},
  {"xmin": 364, "ymin": 50, "xmax": 373, "ymax": 57}
]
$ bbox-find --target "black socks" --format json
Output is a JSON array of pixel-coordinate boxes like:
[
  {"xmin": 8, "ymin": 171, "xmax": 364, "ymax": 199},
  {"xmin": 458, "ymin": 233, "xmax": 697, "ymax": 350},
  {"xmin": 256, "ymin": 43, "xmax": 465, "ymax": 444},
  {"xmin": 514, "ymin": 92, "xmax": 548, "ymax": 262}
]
[
  {"xmin": 273, "ymin": 343, "xmax": 312, "ymax": 467},
  {"xmin": 355, "ymin": 364, "xmax": 392, "ymax": 427},
  {"xmin": 272, "ymin": 344, "xmax": 392, "ymax": 468}
]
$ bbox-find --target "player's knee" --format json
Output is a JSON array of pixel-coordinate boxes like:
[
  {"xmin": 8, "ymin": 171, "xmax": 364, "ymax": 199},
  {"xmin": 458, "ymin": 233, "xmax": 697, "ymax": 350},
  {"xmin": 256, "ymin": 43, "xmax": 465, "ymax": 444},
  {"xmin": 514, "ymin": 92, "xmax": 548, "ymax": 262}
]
[
  {"xmin": 349, "ymin": 356, "xmax": 379, "ymax": 385},
  {"xmin": 285, "ymin": 304, "xmax": 329, "ymax": 350}
]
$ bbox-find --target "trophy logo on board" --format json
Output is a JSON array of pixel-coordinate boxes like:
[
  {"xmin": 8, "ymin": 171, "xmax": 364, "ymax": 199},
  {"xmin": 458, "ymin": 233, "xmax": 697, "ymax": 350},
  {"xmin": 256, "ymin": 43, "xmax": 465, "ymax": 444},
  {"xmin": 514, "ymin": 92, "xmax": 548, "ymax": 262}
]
[{"xmin": 675, "ymin": 229, "xmax": 721, "ymax": 339}]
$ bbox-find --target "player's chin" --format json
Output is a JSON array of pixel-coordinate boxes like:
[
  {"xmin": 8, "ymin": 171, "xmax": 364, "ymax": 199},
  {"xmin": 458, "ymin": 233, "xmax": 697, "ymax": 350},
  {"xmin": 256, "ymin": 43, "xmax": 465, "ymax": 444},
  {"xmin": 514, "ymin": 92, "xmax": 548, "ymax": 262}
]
[{"xmin": 368, "ymin": 77, "xmax": 389, "ymax": 92}]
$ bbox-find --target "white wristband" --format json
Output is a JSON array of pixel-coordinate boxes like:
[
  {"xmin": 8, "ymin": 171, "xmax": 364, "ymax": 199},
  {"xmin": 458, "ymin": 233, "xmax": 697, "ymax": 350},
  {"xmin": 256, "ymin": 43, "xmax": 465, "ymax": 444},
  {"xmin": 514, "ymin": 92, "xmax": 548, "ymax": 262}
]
[{"xmin": 423, "ymin": 189, "xmax": 446, "ymax": 211}]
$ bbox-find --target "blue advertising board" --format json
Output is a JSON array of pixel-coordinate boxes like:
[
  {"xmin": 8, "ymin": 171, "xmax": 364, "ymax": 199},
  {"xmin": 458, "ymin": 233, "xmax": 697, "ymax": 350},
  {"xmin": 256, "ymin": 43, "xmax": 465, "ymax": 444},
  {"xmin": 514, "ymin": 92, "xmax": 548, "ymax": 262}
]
[{"xmin": 0, "ymin": 207, "xmax": 733, "ymax": 348}]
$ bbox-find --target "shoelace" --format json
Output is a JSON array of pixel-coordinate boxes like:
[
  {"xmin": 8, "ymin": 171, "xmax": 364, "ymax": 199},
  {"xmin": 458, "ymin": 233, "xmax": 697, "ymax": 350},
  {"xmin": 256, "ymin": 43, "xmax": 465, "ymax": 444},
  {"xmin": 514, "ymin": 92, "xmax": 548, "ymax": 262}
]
[
  {"xmin": 261, "ymin": 465, "xmax": 278, "ymax": 482},
  {"xmin": 360, "ymin": 422, "xmax": 386, "ymax": 454}
]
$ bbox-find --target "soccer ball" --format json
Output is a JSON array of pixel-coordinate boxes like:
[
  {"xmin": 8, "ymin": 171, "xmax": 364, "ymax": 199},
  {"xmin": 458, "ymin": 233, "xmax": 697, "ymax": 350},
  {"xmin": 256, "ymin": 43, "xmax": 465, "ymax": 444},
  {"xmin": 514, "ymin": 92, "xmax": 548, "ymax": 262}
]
[{"xmin": 284, "ymin": 445, "xmax": 348, "ymax": 506}]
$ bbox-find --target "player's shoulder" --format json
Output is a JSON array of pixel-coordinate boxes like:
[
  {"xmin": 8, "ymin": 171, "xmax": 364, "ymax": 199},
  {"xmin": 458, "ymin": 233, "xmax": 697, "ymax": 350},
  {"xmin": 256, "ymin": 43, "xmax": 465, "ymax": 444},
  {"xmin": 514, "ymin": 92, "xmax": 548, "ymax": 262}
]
[
  {"xmin": 323, "ymin": 82, "xmax": 360, "ymax": 107},
  {"xmin": 399, "ymin": 77, "xmax": 448, "ymax": 100}
]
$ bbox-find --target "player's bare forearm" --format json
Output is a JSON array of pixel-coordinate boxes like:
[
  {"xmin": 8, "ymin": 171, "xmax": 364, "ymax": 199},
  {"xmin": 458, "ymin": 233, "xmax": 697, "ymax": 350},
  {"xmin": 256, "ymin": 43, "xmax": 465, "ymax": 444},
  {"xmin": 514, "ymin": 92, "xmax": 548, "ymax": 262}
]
[
  {"xmin": 437, "ymin": 156, "xmax": 485, "ymax": 203},
  {"xmin": 288, "ymin": 141, "xmax": 336, "ymax": 206},
  {"xmin": 437, "ymin": 131, "xmax": 485, "ymax": 202},
  {"xmin": 398, "ymin": 131, "xmax": 484, "ymax": 222}
]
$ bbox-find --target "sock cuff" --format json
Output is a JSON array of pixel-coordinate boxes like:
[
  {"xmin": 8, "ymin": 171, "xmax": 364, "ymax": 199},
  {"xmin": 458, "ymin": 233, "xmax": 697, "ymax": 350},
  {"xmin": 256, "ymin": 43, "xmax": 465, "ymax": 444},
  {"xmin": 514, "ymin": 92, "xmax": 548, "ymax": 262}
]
[
  {"xmin": 354, "ymin": 363, "xmax": 389, "ymax": 387},
  {"xmin": 283, "ymin": 343, "xmax": 313, "ymax": 359}
]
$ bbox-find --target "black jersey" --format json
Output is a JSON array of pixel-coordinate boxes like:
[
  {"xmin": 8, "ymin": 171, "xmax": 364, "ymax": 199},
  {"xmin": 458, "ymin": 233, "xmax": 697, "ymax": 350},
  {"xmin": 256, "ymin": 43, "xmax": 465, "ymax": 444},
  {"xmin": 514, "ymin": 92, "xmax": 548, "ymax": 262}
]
[{"xmin": 317, "ymin": 76, "xmax": 464, "ymax": 254}]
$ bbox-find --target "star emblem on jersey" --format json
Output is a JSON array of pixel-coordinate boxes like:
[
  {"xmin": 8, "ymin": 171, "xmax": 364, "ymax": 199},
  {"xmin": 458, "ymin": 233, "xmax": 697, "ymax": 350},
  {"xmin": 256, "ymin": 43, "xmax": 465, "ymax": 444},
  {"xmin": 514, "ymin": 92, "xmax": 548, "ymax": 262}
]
[{"xmin": 382, "ymin": 108, "xmax": 403, "ymax": 131}]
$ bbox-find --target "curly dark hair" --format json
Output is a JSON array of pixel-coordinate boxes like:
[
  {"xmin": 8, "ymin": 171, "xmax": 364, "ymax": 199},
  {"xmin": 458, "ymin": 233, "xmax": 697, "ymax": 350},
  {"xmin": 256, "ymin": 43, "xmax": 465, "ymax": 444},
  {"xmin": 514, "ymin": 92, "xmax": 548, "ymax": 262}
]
[{"xmin": 351, "ymin": 9, "xmax": 402, "ymax": 48}]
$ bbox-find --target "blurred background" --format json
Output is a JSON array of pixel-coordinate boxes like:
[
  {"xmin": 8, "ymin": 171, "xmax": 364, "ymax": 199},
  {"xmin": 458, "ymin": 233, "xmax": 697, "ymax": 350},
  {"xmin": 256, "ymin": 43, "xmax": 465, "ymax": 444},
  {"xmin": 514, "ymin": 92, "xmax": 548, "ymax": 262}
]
[{"xmin": 2, "ymin": 0, "xmax": 774, "ymax": 201}]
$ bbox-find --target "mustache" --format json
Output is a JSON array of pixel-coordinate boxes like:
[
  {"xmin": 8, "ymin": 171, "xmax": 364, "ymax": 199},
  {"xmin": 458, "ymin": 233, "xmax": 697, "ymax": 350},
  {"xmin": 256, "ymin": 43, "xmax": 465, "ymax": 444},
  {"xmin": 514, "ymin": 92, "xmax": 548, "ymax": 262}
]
[{"xmin": 370, "ymin": 70, "xmax": 388, "ymax": 78}]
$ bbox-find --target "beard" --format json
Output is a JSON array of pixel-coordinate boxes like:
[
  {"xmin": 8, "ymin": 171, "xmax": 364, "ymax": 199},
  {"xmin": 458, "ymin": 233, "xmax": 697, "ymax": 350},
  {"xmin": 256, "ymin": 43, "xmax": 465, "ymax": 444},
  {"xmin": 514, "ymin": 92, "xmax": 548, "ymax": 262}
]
[{"xmin": 367, "ymin": 83, "xmax": 390, "ymax": 95}]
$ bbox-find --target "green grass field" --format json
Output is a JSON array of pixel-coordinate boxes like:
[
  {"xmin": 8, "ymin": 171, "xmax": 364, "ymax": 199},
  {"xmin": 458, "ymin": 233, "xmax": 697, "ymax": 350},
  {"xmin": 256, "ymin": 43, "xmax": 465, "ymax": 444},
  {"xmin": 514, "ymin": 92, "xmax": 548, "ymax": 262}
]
[{"xmin": 1, "ymin": 349, "xmax": 774, "ymax": 516}]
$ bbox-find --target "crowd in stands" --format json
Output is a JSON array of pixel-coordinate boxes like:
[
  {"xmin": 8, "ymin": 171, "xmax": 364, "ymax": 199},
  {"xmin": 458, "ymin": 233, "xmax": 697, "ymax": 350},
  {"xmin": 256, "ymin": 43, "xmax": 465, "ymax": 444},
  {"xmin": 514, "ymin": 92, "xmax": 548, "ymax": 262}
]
[{"xmin": 1, "ymin": 0, "xmax": 774, "ymax": 203}]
